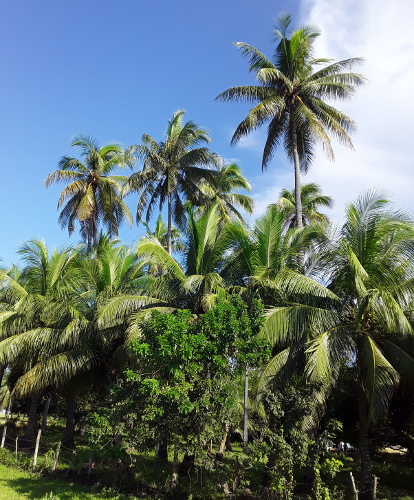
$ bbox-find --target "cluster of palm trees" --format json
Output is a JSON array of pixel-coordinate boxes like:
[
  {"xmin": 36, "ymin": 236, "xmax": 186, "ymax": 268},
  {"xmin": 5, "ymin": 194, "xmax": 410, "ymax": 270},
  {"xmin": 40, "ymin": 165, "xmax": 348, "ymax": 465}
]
[
  {"xmin": 2, "ymin": 190, "xmax": 414, "ymax": 496},
  {"xmin": 2, "ymin": 14, "xmax": 407, "ymax": 500},
  {"xmin": 45, "ymin": 111, "xmax": 254, "ymax": 256}
]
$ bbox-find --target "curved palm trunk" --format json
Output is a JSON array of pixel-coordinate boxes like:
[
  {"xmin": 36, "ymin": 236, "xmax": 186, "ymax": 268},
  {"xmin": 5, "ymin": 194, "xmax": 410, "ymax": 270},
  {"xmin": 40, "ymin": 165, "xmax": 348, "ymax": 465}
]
[
  {"xmin": 358, "ymin": 387, "xmax": 375, "ymax": 500},
  {"xmin": 167, "ymin": 192, "xmax": 172, "ymax": 255}
]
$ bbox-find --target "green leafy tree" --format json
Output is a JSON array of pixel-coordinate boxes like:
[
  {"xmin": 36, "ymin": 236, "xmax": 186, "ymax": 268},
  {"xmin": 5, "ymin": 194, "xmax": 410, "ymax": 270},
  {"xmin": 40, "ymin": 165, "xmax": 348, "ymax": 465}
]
[
  {"xmin": 89, "ymin": 296, "xmax": 268, "ymax": 487},
  {"xmin": 124, "ymin": 110, "xmax": 219, "ymax": 254},
  {"xmin": 45, "ymin": 135, "xmax": 133, "ymax": 252},
  {"xmin": 222, "ymin": 204, "xmax": 326, "ymax": 295},
  {"xmin": 0, "ymin": 237, "xmax": 159, "ymax": 446},
  {"xmin": 143, "ymin": 215, "xmax": 184, "ymax": 254},
  {"xmin": 216, "ymin": 13, "xmax": 364, "ymax": 229}
]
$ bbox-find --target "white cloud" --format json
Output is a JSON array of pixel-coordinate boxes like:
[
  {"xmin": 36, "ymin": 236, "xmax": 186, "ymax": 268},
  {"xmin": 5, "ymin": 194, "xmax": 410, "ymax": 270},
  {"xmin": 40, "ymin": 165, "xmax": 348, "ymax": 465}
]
[
  {"xmin": 304, "ymin": 0, "xmax": 414, "ymax": 221},
  {"xmin": 234, "ymin": 129, "xmax": 266, "ymax": 153},
  {"xmin": 251, "ymin": 0, "xmax": 414, "ymax": 224}
]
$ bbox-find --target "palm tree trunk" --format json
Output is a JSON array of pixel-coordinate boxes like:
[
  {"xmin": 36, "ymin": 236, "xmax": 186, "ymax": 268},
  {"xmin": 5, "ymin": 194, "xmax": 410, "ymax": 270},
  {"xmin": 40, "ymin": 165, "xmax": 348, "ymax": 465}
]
[
  {"xmin": 290, "ymin": 117, "xmax": 305, "ymax": 271},
  {"xmin": 23, "ymin": 397, "xmax": 39, "ymax": 442},
  {"xmin": 62, "ymin": 395, "xmax": 76, "ymax": 448},
  {"xmin": 243, "ymin": 365, "xmax": 249, "ymax": 453},
  {"xmin": 358, "ymin": 387, "xmax": 375, "ymax": 500},
  {"xmin": 41, "ymin": 396, "xmax": 52, "ymax": 435},
  {"xmin": 167, "ymin": 192, "xmax": 172, "ymax": 255},
  {"xmin": 290, "ymin": 117, "xmax": 303, "ymax": 230},
  {"xmin": 157, "ymin": 442, "xmax": 168, "ymax": 464}
]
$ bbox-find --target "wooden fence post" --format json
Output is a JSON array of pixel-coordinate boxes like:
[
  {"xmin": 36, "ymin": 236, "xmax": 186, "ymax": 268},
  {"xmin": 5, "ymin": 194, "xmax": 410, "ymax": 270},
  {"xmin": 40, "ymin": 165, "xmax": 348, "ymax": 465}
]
[
  {"xmin": 15, "ymin": 437, "xmax": 18, "ymax": 461},
  {"xmin": 349, "ymin": 472, "xmax": 358, "ymax": 500},
  {"xmin": 1, "ymin": 425, "xmax": 6, "ymax": 448},
  {"xmin": 373, "ymin": 476, "xmax": 378, "ymax": 498},
  {"xmin": 33, "ymin": 429, "xmax": 42, "ymax": 471},
  {"xmin": 52, "ymin": 442, "xmax": 61, "ymax": 472}
]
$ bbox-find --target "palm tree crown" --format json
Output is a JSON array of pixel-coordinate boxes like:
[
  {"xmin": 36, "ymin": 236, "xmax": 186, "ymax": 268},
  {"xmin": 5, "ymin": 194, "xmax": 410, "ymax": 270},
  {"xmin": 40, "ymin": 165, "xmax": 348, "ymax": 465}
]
[
  {"xmin": 271, "ymin": 182, "xmax": 333, "ymax": 229},
  {"xmin": 197, "ymin": 162, "xmax": 254, "ymax": 225},
  {"xmin": 123, "ymin": 110, "xmax": 219, "ymax": 254},
  {"xmin": 45, "ymin": 135, "xmax": 133, "ymax": 251},
  {"xmin": 216, "ymin": 14, "xmax": 365, "ymax": 229}
]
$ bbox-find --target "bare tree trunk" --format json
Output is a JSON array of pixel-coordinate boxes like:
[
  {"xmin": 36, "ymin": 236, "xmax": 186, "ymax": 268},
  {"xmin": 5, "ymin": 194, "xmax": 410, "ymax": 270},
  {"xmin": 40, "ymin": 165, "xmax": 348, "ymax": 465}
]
[
  {"xmin": 225, "ymin": 431, "xmax": 233, "ymax": 452},
  {"xmin": 62, "ymin": 395, "xmax": 76, "ymax": 448},
  {"xmin": 41, "ymin": 396, "xmax": 52, "ymax": 435},
  {"xmin": 23, "ymin": 397, "xmax": 39, "ymax": 442},
  {"xmin": 167, "ymin": 192, "xmax": 172, "ymax": 255},
  {"xmin": 243, "ymin": 365, "xmax": 249, "ymax": 453},
  {"xmin": 358, "ymin": 387, "xmax": 375, "ymax": 500}
]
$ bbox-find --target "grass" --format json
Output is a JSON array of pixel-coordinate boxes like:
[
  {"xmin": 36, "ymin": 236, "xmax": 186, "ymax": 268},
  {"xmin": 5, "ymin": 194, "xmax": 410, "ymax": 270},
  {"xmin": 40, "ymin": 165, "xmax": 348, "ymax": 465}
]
[{"xmin": 0, "ymin": 463, "xmax": 143, "ymax": 500}]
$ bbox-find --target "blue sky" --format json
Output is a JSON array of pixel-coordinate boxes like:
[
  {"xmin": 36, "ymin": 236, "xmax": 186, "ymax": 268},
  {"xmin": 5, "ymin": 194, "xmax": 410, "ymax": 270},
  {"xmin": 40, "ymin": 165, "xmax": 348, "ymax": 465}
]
[{"xmin": 1, "ymin": 0, "xmax": 413, "ymax": 265}]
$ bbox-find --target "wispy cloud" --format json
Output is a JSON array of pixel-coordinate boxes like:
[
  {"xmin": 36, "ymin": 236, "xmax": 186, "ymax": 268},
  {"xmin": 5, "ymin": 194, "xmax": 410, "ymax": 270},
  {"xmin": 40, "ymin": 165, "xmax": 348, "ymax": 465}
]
[
  {"xmin": 302, "ymin": 0, "xmax": 414, "ymax": 222},
  {"xmin": 232, "ymin": 129, "xmax": 266, "ymax": 154},
  {"xmin": 250, "ymin": 0, "xmax": 414, "ymax": 224}
]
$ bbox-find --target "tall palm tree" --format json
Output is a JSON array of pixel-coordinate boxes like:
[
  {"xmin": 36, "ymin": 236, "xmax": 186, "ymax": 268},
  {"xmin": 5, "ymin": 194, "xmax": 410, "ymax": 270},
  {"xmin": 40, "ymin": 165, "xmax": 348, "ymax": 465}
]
[
  {"xmin": 271, "ymin": 182, "xmax": 333, "ymax": 229},
  {"xmin": 260, "ymin": 192, "xmax": 414, "ymax": 499},
  {"xmin": 196, "ymin": 162, "xmax": 254, "ymax": 225},
  {"xmin": 216, "ymin": 13, "xmax": 365, "ymax": 229},
  {"xmin": 45, "ymin": 135, "xmax": 133, "ymax": 252},
  {"xmin": 123, "ymin": 110, "xmax": 219, "ymax": 254}
]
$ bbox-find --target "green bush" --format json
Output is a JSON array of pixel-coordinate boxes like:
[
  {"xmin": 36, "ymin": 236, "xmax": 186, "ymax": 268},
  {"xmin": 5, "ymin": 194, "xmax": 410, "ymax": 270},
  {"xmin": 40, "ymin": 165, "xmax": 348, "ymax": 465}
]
[{"xmin": 0, "ymin": 447, "xmax": 15, "ymax": 467}]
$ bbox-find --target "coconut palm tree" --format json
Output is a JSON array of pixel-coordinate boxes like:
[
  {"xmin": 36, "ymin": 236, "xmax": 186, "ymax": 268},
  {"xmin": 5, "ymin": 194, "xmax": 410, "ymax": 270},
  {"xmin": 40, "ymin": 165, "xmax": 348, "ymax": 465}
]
[
  {"xmin": 271, "ymin": 182, "xmax": 333, "ymax": 229},
  {"xmin": 196, "ymin": 162, "xmax": 254, "ymax": 225},
  {"xmin": 260, "ymin": 191, "xmax": 414, "ymax": 499},
  {"xmin": 143, "ymin": 215, "xmax": 184, "ymax": 254},
  {"xmin": 0, "ymin": 240, "xmax": 82, "ymax": 440},
  {"xmin": 45, "ymin": 135, "xmax": 133, "ymax": 252},
  {"xmin": 123, "ymin": 110, "xmax": 219, "ymax": 254},
  {"xmin": 136, "ymin": 203, "xmax": 239, "ymax": 314},
  {"xmin": 221, "ymin": 204, "xmax": 326, "ymax": 295},
  {"xmin": 216, "ymin": 13, "xmax": 365, "ymax": 229},
  {"xmin": 0, "ymin": 237, "xmax": 162, "ymax": 445}
]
